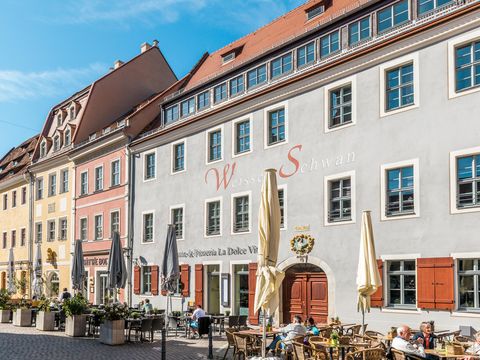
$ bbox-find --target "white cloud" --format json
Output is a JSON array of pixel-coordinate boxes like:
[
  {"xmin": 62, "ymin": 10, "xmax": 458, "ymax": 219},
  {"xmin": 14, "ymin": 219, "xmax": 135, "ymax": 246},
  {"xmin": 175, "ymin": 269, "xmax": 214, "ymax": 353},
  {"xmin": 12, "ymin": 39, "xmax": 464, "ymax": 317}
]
[{"xmin": 0, "ymin": 63, "xmax": 107, "ymax": 103}]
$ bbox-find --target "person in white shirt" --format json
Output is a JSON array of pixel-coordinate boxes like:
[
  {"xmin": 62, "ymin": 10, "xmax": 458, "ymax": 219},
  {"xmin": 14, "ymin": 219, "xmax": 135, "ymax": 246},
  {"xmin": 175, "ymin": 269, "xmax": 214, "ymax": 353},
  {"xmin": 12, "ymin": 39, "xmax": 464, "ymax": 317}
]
[
  {"xmin": 189, "ymin": 304, "xmax": 206, "ymax": 338},
  {"xmin": 392, "ymin": 325, "xmax": 426, "ymax": 358},
  {"xmin": 267, "ymin": 315, "xmax": 306, "ymax": 352},
  {"xmin": 466, "ymin": 332, "xmax": 480, "ymax": 355}
]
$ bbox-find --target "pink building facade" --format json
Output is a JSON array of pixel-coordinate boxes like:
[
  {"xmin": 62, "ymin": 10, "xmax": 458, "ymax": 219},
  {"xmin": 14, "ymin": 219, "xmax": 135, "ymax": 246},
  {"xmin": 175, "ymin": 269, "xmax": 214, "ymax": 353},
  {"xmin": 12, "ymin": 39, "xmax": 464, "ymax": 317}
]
[{"xmin": 73, "ymin": 133, "xmax": 128, "ymax": 305}]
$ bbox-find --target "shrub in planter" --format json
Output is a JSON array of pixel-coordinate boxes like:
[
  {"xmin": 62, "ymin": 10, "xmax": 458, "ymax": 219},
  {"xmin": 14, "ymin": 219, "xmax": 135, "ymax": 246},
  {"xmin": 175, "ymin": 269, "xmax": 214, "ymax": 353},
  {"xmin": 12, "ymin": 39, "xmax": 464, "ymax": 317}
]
[
  {"xmin": 99, "ymin": 302, "xmax": 129, "ymax": 345},
  {"xmin": 0, "ymin": 289, "xmax": 12, "ymax": 323},
  {"xmin": 13, "ymin": 298, "xmax": 32, "ymax": 327},
  {"xmin": 36, "ymin": 297, "xmax": 55, "ymax": 331},
  {"xmin": 63, "ymin": 294, "xmax": 88, "ymax": 337}
]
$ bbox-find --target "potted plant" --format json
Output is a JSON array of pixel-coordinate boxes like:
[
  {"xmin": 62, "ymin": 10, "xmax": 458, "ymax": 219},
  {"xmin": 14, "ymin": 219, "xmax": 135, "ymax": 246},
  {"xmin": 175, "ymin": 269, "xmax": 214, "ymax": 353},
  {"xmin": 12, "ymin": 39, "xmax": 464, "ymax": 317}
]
[
  {"xmin": 36, "ymin": 296, "xmax": 55, "ymax": 331},
  {"xmin": 63, "ymin": 294, "xmax": 88, "ymax": 337},
  {"xmin": 0, "ymin": 289, "xmax": 12, "ymax": 323},
  {"xmin": 13, "ymin": 298, "xmax": 32, "ymax": 327},
  {"xmin": 99, "ymin": 302, "xmax": 129, "ymax": 345},
  {"xmin": 330, "ymin": 330, "xmax": 339, "ymax": 346}
]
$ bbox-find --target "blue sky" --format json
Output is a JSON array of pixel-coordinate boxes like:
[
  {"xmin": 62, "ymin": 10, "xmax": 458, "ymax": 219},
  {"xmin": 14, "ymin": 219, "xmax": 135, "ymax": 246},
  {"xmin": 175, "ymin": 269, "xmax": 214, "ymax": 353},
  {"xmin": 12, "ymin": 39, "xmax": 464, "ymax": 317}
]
[{"xmin": 0, "ymin": 0, "xmax": 304, "ymax": 156}]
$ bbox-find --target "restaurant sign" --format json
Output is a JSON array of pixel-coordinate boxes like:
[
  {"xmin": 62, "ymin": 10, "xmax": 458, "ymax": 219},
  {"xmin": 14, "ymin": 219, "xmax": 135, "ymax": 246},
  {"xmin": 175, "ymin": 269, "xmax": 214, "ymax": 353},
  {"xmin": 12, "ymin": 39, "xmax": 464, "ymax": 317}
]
[
  {"xmin": 84, "ymin": 257, "xmax": 108, "ymax": 266},
  {"xmin": 179, "ymin": 245, "xmax": 258, "ymax": 258}
]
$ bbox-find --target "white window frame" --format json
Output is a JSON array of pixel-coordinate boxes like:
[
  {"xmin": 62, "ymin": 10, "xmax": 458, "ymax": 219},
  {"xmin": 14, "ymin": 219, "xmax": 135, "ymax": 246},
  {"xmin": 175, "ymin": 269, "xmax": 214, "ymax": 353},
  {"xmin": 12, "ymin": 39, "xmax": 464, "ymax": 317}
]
[
  {"xmin": 171, "ymin": 138, "xmax": 187, "ymax": 175},
  {"xmin": 451, "ymin": 252, "xmax": 480, "ymax": 314},
  {"xmin": 141, "ymin": 210, "xmax": 155, "ymax": 244},
  {"xmin": 110, "ymin": 158, "xmax": 121, "ymax": 187},
  {"xmin": 141, "ymin": 265, "xmax": 153, "ymax": 295},
  {"xmin": 79, "ymin": 217, "xmax": 88, "ymax": 241},
  {"xmin": 40, "ymin": 140, "xmax": 47, "ymax": 158},
  {"xmin": 448, "ymin": 27, "xmax": 480, "ymax": 99},
  {"xmin": 35, "ymin": 222, "xmax": 42, "ymax": 243},
  {"xmin": 264, "ymin": 101, "xmax": 289, "ymax": 150},
  {"xmin": 323, "ymin": 170, "xmax": 356, "ymax": 226},
  {"xmin": 204, "ymin": 196, "xmax": 223, "ymax": 238},
  {"xmin": 450, "ymin": 145, "xmax": 480, "ymax": 214},
  {"xmin": 278, "ymin": 184, "xmax": 288, "ymax": 230},
  {"xmin": 20, "ymin": 227, "xmax": 26, "ymax": 247},
  {"xmin": 379, "ymin": 52, "xmax": 420, "ymax": 117},
  {"xmin": 58, "ymin": 217, "xmax": 68, "ymax": 240},
  {"xmin": 231, "ymin": 191, "xmax": 252, "ymax": 235},
  {"xmin": 232, "ymin": 115, "xmax": 253, "ymax": 158},
  {"xmin": 48, "ymin": 172, "xmax": 57, "ymax": 197},
  {"xmin": 380, "ymin": 158, "xmax": 420, "ymax": 221},
  {"xmin": 110, "ymin": 209, "xmax": 120, "ymax": 237},
  {"xmin": 94, "ymin": 213, "xmax": 103, "ymax": 240},
  {"xmin": 169, "ymin": 204, "xmax": 185, "ymax": 241},
  {"xmin": 94, "ymin": 165, "xmax": 104, "ymax": 192},
  {"xmin": 47, "ymin": 218, "xmax": 56, "ymax": 242},
  {"xmin": 143, "ymin": 150, "xmax": 157, "ymax": 182},
  {"xmin": 324, "ymin": 75, "xmax": 357, "ymax": 133},
  {"xmin": 60, "ymin": 168, "xmax": 69, "ymax": 194},
  {"xmin": 80, "ymin": 170, "xmax": 88, "ymax": 196},
  {"xmin": 64, "ymin": 129, "xmax": 71, "ymax": 146},
  {"xmin": 205, "ymin": 125, "xmax": 224, "ymax": 165}
]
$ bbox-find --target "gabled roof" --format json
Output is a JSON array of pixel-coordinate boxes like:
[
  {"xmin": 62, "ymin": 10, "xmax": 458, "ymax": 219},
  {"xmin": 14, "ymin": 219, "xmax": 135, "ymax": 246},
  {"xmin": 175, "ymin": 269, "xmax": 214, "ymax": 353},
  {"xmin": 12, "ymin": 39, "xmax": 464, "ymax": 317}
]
[
  {"xmin": 0, "ymin": 135, "xmax": 38, "ymax": 184},
  {"xmin": 183, "ymin": 0, "xmax": 370, "ymax": 91}
]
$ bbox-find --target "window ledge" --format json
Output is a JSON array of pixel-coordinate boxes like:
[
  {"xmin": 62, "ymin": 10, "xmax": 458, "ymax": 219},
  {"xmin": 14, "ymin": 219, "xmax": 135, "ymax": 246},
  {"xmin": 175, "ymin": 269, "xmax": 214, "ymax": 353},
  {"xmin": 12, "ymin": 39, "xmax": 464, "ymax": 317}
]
[
  {"xmin": 381, "ymin": 307, "xmax": 422, "ymax": 314},
  {"xmin": 381, "ymin": 212, "xmax": 419, "ymax": 221},
  {"xmin": 324, "ymin": 219, "xmax": 355, "ymax": 227},
  {"xmin": 325, "ymin": 121, "xmax": 355, "ymax": 134},
  {"xmin": 451, "ymin": 311, "xmax": 480, "ymax": 318}
]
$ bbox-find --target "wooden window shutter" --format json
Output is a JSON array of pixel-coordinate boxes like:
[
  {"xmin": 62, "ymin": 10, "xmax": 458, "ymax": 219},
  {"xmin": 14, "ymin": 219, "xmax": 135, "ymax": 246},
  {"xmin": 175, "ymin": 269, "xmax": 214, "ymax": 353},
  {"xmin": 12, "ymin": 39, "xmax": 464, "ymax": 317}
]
[
  {"xmin": 151, "ymin": 265, "xmax": 159, "ymax": 296},
  {"xmin": 248, "ymin": 262, "xmax": 258, "ymax": 325},
  {"xmin": 133, "ymin": 266, "xmax": 141, "ymax": 295},
  {"xmin": 195, "ymin": 264, "xmax": 204, "ymax": 307},
  {"xmin": 432, "ymin": 257, "xmax": 454, "ymax": 310},
  {"xmin": 181, "ymin": 264, "xmax": 190, "ymax": 297},
  {"xmin": 417, "ymin": 257, "xmax": 454, "ymax": 310},
  {"xmin": 370, "ymin": 259, "xmax": 384, "ymax": 307}
]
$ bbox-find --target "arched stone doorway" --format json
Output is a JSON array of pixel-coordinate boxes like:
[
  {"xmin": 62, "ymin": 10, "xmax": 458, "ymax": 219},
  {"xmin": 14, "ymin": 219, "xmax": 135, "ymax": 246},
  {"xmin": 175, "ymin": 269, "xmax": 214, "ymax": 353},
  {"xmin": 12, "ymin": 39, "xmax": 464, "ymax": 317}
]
[{"xmin": 282, "ymin": 263, "xmax": 328, "ymax": 324}]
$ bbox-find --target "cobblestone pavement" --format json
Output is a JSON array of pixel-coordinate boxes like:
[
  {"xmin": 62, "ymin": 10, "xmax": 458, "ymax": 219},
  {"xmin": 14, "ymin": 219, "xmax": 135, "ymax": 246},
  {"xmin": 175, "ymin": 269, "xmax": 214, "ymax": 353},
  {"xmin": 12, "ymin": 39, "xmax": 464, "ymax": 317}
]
[{"xmin": 0, "ymin": 323, "xmax": 229, "ymax": 360}]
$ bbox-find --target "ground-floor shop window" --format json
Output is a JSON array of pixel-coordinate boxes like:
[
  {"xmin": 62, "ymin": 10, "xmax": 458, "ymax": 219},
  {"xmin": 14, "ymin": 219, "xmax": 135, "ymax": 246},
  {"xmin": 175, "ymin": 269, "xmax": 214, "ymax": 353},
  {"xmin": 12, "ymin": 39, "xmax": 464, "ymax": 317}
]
[
  {"xmin": 387, "ymin": 260, "xmax": 416, "ymax": 308},
  {"xmin": 458, "ymin": 258, "xmax": 480, "ymax": 310},
  {"xmin": 233, "ymin": 264, "xmax": 249, "ymax": 316}
]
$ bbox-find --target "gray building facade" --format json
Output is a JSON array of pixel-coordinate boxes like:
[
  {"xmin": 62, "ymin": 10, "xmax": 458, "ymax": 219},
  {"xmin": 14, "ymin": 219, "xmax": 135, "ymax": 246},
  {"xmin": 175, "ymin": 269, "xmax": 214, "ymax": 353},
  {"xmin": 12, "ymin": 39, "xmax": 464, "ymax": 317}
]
[{"xmin": 130, "ymin": 0, "xmax": 480, "ymax": 332}]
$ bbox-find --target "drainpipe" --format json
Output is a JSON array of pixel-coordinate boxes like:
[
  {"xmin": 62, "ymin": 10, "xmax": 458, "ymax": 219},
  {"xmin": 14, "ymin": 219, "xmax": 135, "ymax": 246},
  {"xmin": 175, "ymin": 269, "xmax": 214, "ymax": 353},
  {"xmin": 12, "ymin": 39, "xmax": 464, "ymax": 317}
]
[
  {"xmin": 24, "ymin": 170, "xmax": 34, "ymax": 298},
  {"xmin": 126, "ymin": 140, "xmax": 135, "ymax": 307}
]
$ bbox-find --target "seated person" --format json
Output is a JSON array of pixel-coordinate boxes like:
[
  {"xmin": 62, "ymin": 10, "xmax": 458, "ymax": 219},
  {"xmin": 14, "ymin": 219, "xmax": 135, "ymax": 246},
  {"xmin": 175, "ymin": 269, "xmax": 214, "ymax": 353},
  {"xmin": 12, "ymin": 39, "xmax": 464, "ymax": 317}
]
[
  {"xmin": 142, "ymin": 299, "xmax": 153, "ymax": 314},
  {"xmin": 392, "ymin": 325, "xmax": 426, "ymax": 358},
  {"xmin": 413, "ymin": 322, "xmax": 436, "ymax": 349},
  {"xmin": 466, "ymin": 332, "xmax": 480, "ymax": 355},
  {"xmin": 306, "ymin": 317, "xmax": 320, "ymax": 336},
  {"xmin": 267, "ymin": 315, "xmax": 307, "ymax": 352},
  {"xmin": 189, "ymin": 304, "xmax": 206, "ymax": 338}
]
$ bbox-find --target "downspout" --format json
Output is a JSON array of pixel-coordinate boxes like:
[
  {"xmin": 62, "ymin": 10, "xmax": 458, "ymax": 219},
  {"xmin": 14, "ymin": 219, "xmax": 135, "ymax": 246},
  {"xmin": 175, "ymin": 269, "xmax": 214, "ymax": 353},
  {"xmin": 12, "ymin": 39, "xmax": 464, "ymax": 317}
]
[
  {"xmin": 126, "ymin": 138, "xmax": 135, "ymax": 307},
  {"xmin": 24, "ymin": 170, "xmax": 34, "ymax": 298}
]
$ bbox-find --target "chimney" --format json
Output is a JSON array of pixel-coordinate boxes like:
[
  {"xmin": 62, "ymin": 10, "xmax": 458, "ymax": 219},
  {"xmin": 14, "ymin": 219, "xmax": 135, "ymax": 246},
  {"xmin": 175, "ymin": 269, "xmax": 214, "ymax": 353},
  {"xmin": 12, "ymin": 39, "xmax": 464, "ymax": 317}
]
[
  {"xmin": 114, "ymin": 60, "xmax": 124, "ymax": 69},
  {"xmin": 140, "ymin": 42, "xmax": 152, "ymax": 53},
  {"xmin": 152, "ymin": 39, "xmax": 159, "ymax": 47}
]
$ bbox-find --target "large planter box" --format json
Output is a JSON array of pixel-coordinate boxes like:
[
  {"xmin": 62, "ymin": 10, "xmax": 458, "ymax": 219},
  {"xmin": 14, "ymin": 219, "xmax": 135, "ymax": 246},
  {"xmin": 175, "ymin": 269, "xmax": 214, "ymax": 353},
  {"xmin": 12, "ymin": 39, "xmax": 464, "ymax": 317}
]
[
  {"xmin": 100, "ymin": 319, "xmax": 125, "ymax": 345},
  {"xmin": 65, "ymin": 315, "xmax": 87, "ymax": 337},
  {"xmin": 13, "ymin": 309, "xmax": 32, "ymax": 327},
  {"xmin": 0, "ymin": 309, "xmax": 11, "ymax": 323},
  {"xmin": 36, "ymin": 311, "xmax": 55, "ymax": 331}
]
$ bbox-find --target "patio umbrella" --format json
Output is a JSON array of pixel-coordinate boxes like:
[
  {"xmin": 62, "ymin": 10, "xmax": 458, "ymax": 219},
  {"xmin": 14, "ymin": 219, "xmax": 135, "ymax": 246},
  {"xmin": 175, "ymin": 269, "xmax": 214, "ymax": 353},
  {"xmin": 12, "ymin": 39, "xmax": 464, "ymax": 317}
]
[
  {"xmin": 71, "ymin": 239, "xmax": 86, "ymax": 292},
  {"xmin": 107, "ymin": 231, "xmax": 127, "ymax": 295},
  {"xmin": 161, "ymin": 224, "xmax": 180, "ymax": 360},
  {"xmin": 356, "ymin": 210, "xmax": 382, "ymax": 334},
  {"xmin": 7, "ymin": 248, "xmax": 16, "ymax": 294},
  {"xmin": 32, "ymin": 242, "xmax": 43, "ymax": 297},
  {"xmin": 254, "ymin": 169, "xmax": 285, "ymax": 359}
]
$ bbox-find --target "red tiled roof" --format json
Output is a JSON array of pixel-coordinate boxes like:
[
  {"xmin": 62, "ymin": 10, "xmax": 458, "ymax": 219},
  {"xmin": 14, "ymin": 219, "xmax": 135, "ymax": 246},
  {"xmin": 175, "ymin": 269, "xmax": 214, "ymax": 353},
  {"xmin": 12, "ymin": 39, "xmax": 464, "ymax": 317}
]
[
  {"xmin": 184, "ymin": 0, "xmax": 370, "ymax": 91},
  {"xmin": 0, "ymin": 135, "xmax": 38, "ymax": 184}
]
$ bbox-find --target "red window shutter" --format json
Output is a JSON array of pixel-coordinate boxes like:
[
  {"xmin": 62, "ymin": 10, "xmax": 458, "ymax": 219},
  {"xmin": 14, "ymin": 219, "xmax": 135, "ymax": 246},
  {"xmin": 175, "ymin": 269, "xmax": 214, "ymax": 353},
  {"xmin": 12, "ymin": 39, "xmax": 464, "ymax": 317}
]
[
  {"xmin": 433, "ymin": 257, "xmax": 454, "ymax": 310},
  {"xmin": 248, "ymin": 262, "xmax": 258, "ymax": 325},
  {"xmin": 133, "ymin": 266, "xmax": 141, "ymax": 295},
  {"xmin": 181, "ymin": 264, "xmax": 190, "ymax": 297},
  {"xmin": 417, "ymin": 258, "xmax": 436, "ymax": 309},
  {"xmin": 370, "ymin": 259, "xmax": 384, "ymax": 307},
  {"xmin": 195, "ymin": 264, "xmax": 203, "ymax": 307},
  {"xmin": 151, "ymin": 265, "xmax": 159, "ymax": 296}
]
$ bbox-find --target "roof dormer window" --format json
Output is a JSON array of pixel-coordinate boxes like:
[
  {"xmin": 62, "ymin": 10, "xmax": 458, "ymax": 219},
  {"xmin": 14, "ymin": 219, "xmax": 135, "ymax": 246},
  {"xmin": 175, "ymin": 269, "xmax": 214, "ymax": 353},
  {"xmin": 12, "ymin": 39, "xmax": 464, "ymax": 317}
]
[
  {"xmin": 69, "ymin": 107, "xmax": 75, "ymax": 120},
  {"xmin": 306, "ymin": 4, "xmax": 325, "ymax": 20},
  {"xmin": 64, "ymin": 129, "xmax": 71, "ymax": 146},
  {"xmin": 53, "ymin": 135, "xmax": 61, "ymax": 152},
  {"xmin": 222, "ymin": 52, "xmax": 235, "ymax": 64},
  {"xmin": 40, "ymin": 141, "xmax": 46, "ymax": 158},
  {"xmin": 57, "ymin": 113, "xmax": 63, "ymax": 127}
]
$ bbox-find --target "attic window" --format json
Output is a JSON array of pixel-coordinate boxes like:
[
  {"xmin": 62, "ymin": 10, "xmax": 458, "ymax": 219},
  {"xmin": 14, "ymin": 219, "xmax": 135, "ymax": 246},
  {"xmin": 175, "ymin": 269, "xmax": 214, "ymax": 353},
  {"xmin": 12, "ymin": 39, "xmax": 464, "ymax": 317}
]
[
  {"xmin": 306, "ymin": 4, "xmax": 325, "ymax": 20},
  {"xmin": 89, "ymin": 133, "xmax": 97, "ymax": 141},
  {"xmin": 40, "ymin": 141, "xmax": 46, "ymax": 158},
  {"xmin": 57, "ymin": 113, "xmax": 63, "ymax": 127},
  {"xmin": 222, "ymin": 52, "xmax": 235, "ymax": 64},
  {"xmin": 70, "ymin": 107, "xmax": 75, "ymax": 119}
]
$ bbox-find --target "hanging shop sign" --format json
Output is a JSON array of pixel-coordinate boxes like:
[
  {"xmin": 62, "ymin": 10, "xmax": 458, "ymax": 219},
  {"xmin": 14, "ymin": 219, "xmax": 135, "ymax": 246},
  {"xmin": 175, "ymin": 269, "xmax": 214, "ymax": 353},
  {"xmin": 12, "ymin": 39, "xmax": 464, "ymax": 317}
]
[{"xmin": 290, "ymin": 234, "xmax": 315, "ymax": 258}]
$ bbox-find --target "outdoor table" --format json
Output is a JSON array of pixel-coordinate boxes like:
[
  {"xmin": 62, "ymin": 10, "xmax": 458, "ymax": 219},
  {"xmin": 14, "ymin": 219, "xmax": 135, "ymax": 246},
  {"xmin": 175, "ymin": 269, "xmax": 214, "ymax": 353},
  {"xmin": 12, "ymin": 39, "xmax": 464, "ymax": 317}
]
[
  {"xmin": 236, "ymin": 328, "xmax": 280, "ymax": 338},
  {"xmin": 425, "ymin": 349, "xmax": 480, "ymax": 359},
  {"xmin": 310, "ymin": 341, "xmax": 370, "ymax": 360}
]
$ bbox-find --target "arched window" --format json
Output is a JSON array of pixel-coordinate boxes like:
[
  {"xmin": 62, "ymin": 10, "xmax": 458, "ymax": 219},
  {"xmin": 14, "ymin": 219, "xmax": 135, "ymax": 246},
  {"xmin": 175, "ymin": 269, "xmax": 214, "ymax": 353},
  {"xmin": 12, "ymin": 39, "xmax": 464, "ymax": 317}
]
[{"xmin": 47, "ymin": 272, "xmax": 59, "ymax": 297}]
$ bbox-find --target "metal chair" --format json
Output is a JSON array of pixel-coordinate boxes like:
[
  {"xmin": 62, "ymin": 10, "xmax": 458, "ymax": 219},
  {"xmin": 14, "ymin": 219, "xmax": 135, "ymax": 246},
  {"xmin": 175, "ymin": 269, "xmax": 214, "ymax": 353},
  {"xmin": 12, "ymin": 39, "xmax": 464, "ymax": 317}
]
[
  {"xmin": 134, "ymin": 318, "xmax": 153, "ymax": 342},
  {"xmin": 228, "ymin": 315, "xmax": 239, "ymax": 330},
  {"xmin": 150, "ymin": 317, "xmax": 164, "ymax": 342},
  {"xmin": 238, "ymin": 315, "xmax": 247, "ymax": 329},
  {"xmin": 167, "ymin": 316, "xmax": 179, "ymax": 337}
]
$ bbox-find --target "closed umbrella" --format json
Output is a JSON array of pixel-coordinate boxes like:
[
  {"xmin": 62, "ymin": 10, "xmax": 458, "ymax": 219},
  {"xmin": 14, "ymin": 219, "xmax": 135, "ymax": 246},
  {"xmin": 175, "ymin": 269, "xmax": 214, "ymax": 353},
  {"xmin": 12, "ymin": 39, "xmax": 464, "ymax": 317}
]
[
  {"xmin": 71, "ymin": 239, "xmax": 86, "ymax": 292},
  {"xmin": 254, "ymin": 169, "xmax": 285, "ymax": 359},
  {"xmin": 32, "ymin": 242, "xmax": 43, "ymax": 297},
  {"xmin": 161, "ymin": 224, "xmax": 180, "ymax": 360},
  {"xmin": 7, "ymin": 248, "xmax": 16, "ymax": 294},
  {"xmin": 107, "ymin": 231, "xmax": 127, "ymax": 295},
  {"xmin": 356, "ymin": 210, "xmax": 382, "ymax": 334}
]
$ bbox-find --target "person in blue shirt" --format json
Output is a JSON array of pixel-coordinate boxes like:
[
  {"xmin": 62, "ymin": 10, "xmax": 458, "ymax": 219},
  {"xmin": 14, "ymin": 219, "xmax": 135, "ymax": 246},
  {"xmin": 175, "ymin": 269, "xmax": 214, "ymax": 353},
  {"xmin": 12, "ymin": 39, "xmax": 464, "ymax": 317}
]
[{"xmin": 306, "ymin": 317, "xmax": 320, "ymax": 336}]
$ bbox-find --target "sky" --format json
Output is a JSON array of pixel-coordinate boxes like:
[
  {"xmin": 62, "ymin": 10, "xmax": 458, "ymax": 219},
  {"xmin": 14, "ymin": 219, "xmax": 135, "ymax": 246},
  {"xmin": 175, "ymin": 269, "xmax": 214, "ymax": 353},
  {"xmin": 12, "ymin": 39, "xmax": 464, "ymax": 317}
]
[{"xmin": 0, "ymin": 0, "xmax": 305, "ymax": 156}]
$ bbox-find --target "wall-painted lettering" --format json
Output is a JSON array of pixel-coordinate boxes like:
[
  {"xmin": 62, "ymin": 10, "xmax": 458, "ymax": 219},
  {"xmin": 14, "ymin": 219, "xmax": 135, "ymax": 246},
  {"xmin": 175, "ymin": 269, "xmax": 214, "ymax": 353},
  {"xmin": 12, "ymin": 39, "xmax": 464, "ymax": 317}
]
[
  {"xmin": 279, "ymin": 144, "xmax": 302, "ymax": 178},
  {"xmin": 205, "ymin": 162, "xmax": 237, "ymax": 191}
]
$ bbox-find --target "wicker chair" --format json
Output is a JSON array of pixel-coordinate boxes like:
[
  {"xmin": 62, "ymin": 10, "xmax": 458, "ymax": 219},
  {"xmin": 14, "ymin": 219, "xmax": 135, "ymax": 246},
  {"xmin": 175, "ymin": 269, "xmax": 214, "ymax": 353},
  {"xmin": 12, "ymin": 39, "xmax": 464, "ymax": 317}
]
[
  {"xmin": 454, "ymin": 335, "xmax": 474, "ymax": 343},
  {"xmin": 391, "ymin": 348, "xmax": 424, "ymax": 360},
  {"xmin": 346, "ymin": 325, "xmax": 363, "ymax": 336},
  {"xmin": 293, "ymin": 341, "xmax": 329, "ymax": 360},
  {"xmin": 346, "ymin": 348, "xmax": 386, "ymax": 360},
  {"xmin": 320, "ymin": 327, "xmax": 334, "ymax": 338},
  {"xmin": 223, "ymin": 328, "xmax": 237, "ymax": 360},
  {"xmin": 365, "ymin": 330, "xmax": 384, "ymax": 339},
  {"xmin": 233, "ymin": 333, "xmax": 259, "ymax": 359},
  {"xmin": 275, "ymin": 335, "xmax": 306, "ymax": 359}
]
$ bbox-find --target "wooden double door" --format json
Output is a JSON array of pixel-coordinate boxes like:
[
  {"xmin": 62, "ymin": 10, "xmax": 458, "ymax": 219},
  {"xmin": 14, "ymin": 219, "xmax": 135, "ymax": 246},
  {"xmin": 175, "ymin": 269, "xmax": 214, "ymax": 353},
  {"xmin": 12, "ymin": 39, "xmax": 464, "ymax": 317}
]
[{"xmin": 283, "ymin": 271, "xmax": 328, "ymax": 324}]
